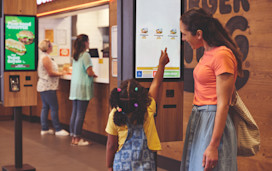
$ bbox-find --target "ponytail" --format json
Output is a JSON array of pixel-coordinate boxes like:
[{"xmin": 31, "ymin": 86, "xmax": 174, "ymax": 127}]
[
  {"xmin": 73, "ymin": 34, "xmax": 88, "ymax": 61},
  {"xmin": 209, "ymin": 18, "xmax": 244, "ymax": 77}
]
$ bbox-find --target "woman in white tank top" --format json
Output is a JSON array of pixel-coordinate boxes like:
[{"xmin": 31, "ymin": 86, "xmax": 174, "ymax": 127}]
[{"xmin": 37, "ymin": 39, "xmax": 69, "ymax": 136}]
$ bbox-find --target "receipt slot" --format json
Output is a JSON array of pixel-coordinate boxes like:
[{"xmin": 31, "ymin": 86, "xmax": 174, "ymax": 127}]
[{"xmin": 9, "ymin": 75, "xmax": 20, "ymax": 92}]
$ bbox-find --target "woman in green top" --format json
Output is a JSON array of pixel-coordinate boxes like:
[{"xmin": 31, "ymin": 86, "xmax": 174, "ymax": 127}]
[{"xmin": 69, "ymin": 34, "xmax": 97, "ymax": 146}]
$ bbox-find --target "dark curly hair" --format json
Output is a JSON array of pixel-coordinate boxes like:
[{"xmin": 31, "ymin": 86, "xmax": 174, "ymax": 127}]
[{"xmin": 109, "ymin": 79, "xmax": 151, "ymax": 126}]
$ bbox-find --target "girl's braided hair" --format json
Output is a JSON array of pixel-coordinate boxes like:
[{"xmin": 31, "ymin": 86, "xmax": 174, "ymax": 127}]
[{"xmin": 109, "ymin": 79, "xmax": 151, "ymax": 126}]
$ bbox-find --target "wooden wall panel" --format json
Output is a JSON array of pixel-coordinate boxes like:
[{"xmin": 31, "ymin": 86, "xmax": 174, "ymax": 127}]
[
  {"xmin": 156, "ymin": 82, "xmax": 183, "ymax": 142},
  {"xmin": 4, "ymin": 0, "xmax": 37, "ymax": 15},
  {"xmin": 81, "ymin": 83, "xmax": 109, "ymax": 135},
  {"xmin": 109, "ymin": 0, "xmax": 118, "ymax": 91},
  {"xmin": 56, "ymin": 80, "xmax": 72, "ymax": 124},
  {"xmin": 140, "ymin": 81, "xmax": 183, "ymax": 142},
  {"xmin": 0, "ymin": 105, "xmax": 13, "ymax": 120}
]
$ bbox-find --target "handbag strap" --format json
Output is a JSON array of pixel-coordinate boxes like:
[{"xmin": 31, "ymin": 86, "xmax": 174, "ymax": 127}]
[{"xmin": 230, "ymin": 90, "xmax": 238, "ymax": 106}]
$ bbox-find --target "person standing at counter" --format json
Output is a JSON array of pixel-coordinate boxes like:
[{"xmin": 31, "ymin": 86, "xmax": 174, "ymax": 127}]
[
  {"xmin": 69, "ymin": 34, "xmax": 97, "ymax": 146},
  {"xmin": 179, "ymin": 8, "xmax": 243, "ymax": 171},
  {"xmin": 37, "ymin": 39, "xmax": 69, "ymax": 136}
]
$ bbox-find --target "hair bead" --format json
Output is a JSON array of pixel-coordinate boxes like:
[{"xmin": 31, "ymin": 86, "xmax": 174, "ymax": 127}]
[{"xmin": 111, "ymin": 79, "xmax": 149, "ymax": 126}]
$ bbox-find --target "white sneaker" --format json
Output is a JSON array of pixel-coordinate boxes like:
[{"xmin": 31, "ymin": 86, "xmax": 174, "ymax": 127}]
[
  {"xmin": 55, "ymin": 129, "xmax": 69, "ymax": 136},
  {"xmin": 41, "ymin": 129, "xmax": 54, "ymax": 135}
]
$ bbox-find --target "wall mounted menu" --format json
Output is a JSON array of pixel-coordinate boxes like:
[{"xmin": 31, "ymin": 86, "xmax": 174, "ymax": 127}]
[{"xmin": 4, "ymin": 15, "xmax": 37, "ymax": 71}]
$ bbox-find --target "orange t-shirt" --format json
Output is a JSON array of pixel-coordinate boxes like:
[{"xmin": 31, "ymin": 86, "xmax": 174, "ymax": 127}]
[{"xmin": 193, "ymin": 46, "xmax": 237, "ymax": 106}]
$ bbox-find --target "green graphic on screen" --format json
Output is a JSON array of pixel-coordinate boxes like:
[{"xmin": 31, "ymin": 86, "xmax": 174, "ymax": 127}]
[{"xmin": 5, "ymin": 16, "xmax": 36, "ymax": 71}]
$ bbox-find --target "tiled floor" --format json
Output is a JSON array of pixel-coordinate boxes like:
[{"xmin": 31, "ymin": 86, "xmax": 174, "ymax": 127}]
[{"xmin": 0, "ymin": 120, "xmax": 167, "ymax": 171}]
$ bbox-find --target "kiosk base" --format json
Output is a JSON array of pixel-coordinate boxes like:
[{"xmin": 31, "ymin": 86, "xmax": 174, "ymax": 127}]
[{"xmin": 2, "ymin": 164, "xmax": 35, "ymax": 171}]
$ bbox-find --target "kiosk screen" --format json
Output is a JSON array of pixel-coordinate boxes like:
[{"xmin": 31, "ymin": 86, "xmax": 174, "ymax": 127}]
[
  {"xmin": 4, "ymin": 15, "xmax": 37, "ymax": 71},
  {"xmin": 135, "ymin": 0, "xmax": 182, "ymax": 80}
]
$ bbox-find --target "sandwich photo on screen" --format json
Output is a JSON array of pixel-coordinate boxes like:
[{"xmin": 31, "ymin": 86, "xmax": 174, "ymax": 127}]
[
  {"xmin": 5, "ymin": 39, "xmax": 27, "ymax": 56},
  {"xmin": 16, "ymin": 30, "xmax": 35, "ymax": 45}
]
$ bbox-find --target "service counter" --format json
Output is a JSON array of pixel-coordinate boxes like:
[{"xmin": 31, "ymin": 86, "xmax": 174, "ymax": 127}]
[
  {"xmin": 59, "ymin": 57, "xmax": 110, "ymax": 84},
  {"xmin": 33, "ymin": 76, "xmax": 110, "ymax": 137},
  {"xmin": 60, "ymin": 74, "xmax": 109, "ymax": 84}
]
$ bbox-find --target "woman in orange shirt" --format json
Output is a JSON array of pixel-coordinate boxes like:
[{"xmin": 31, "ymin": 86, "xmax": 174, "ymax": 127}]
[{"xmin": 180, "ymin": 8, "xmax": 243, "ymax": 171}]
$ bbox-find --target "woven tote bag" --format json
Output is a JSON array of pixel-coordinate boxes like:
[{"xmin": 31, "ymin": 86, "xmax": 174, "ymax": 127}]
[{"xmin": 229, "ymin": 91, "xmax": 260, "ymax": 156}]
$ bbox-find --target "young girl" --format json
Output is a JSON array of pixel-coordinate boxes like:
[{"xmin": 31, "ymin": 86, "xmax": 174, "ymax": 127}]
[{"xmin": 106, "ymin": 48, "xmax": 169, "ymax": 171}]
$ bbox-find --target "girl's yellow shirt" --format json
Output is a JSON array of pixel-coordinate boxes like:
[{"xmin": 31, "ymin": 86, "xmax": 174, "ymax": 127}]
[{"xmin": 105, "ymin": 97, "xmax": 161, "ymax": 151}]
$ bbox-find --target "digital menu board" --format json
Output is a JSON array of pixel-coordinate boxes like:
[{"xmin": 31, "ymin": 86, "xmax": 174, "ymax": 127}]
[
  {"xmin": 135, "ymin": 0, "xmax": 182, "ymax": 80},
  {"xmin": 4, "ymin": 15, "xmax": 37, "ymax": 71}
]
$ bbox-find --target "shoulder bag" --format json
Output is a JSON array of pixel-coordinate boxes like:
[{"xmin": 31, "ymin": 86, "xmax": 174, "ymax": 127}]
[{"xmin": 229, "ymin": 91, "xmax": 260, "ymax": 156}]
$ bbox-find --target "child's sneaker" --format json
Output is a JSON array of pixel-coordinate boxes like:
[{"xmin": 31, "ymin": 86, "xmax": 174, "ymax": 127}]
[
  {"xmin": 55, "ymin": 129, "xmax": 69, "ymax": 136},
  {"xmin": 40, "ymin": 129, "xmax": 54, "ymax": 135}
]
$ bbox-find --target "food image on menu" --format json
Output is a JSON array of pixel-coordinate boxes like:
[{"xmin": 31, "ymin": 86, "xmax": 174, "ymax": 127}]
[
  {"xmin": 16, "ymin": 30, "xmax": 35, "ymax": 45},
  {"xmin": 141, "ymin": 28, "xmax": 148, "ymax": 33},
  {"xmin": 156, "ymin": 28, "xmax": 163, "ymax": 34},
  {"xmin": 5, "ymin": 39, "xmax": 27, "ymax": 56},
  {"xmin": 170, "ymin": 29, "xmax": 177, "ymax": 34}
]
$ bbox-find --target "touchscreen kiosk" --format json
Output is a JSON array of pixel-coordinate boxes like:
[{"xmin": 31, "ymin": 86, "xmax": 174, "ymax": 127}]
[
  {"xmin": 4, "ymin": 15, "xmax": 37, "ymax": 71},
  {"xmin": 134, "ymin": 0, "xmax": 182, "ymax": 81}
]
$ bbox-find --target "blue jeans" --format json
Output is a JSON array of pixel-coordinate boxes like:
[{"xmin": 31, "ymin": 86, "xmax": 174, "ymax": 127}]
[
  {"xmin": 40, "ymin": 90, "xmax": 62, "ymax": 131},
  {"xmin": 69, "ymin": 100, "xmax": 89, "ymax": 137}
]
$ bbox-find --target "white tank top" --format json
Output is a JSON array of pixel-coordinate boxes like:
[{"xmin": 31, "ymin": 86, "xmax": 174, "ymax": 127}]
[{"xmin": 37, "ymin": 52, "xmax": 59, "ymax": 92}]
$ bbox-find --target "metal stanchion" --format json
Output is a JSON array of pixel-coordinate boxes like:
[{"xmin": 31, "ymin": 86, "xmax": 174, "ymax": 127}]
[{"xmin": 2, "ymin": 107, "xmax": 35, "ymax": 171}]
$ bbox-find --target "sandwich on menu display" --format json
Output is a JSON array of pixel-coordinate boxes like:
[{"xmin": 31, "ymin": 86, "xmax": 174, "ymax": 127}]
[
  {"xmin": 4, "ymin": 15, "xmax": 37, "ymax": 71},
  {"xmin": 135, "ymin": 0, "xmax": 181, "ymax": 80}
]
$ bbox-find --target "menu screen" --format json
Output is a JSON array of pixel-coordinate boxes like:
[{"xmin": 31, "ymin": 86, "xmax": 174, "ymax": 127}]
[
  {"xmin": 4, "ymin": 15, "xmax": 37, "ymax": 71},
  {"xmin": 135, "ymin": 0, "xmax": 181, "ymax": 79}
]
